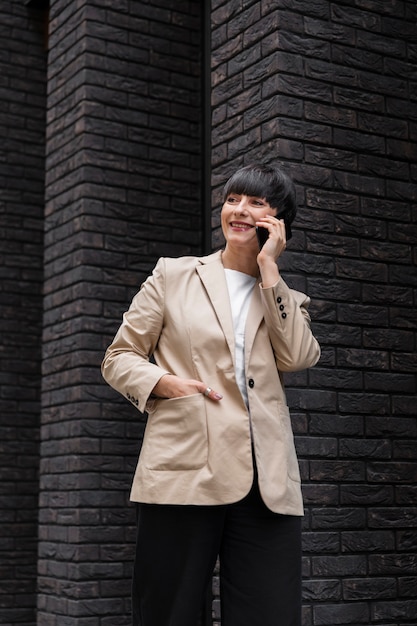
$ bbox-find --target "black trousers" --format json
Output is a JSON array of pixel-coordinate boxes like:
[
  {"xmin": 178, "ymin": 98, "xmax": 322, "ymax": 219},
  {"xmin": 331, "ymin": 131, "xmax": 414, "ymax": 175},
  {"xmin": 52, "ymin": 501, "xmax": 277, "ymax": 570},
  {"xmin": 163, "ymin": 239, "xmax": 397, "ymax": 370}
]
[{"xmin": 132, "ymin": 478, "xmax": 302, "ymax": 626}]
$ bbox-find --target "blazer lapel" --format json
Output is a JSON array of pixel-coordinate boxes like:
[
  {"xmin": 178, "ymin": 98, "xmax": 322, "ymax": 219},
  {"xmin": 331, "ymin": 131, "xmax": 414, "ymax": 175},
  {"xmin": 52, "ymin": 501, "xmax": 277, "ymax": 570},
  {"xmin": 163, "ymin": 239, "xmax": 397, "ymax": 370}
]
[
  {"xmin": 244, "ymin": 279, "xmax": 264, "ymax": 365},
  {"xmin": 196, "ymin": 252, "xmax": 236, "ymax": 362}
]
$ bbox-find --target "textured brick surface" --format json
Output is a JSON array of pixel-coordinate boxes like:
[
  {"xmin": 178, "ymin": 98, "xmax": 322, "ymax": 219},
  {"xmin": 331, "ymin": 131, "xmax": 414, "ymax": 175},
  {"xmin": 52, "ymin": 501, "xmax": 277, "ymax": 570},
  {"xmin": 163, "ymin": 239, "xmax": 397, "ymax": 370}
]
[{"xmin": 0, "ymin": 2, "xmax": 47, "ymax": 625}]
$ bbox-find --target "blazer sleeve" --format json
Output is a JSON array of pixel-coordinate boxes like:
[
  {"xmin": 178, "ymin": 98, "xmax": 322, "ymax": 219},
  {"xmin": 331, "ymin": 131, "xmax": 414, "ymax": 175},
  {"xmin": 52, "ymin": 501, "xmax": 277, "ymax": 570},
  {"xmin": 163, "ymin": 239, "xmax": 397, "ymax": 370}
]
[
  {"xmin": 101, "ymin": 258, "xmax": 171, "ymax": 413},
  {"xmin": 260, "ymin": 277, "xmax": 321, "ymax": 372}
]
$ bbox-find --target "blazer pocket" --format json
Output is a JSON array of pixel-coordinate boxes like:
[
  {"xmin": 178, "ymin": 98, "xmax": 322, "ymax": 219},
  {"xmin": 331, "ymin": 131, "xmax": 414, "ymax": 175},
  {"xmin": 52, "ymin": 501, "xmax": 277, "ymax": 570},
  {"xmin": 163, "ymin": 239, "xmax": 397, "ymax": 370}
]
[{"xmin": 143, "ymin": 394, "xmax": 208, "ymax": 471}]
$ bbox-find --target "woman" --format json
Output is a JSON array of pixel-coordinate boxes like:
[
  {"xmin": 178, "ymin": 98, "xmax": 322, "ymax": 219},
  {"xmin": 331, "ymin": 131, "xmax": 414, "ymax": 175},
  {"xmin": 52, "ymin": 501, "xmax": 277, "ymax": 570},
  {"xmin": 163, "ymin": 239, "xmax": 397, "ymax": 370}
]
[{"xmin": 101, "ymin": 163, "xmax": 320, "ymax": 626}]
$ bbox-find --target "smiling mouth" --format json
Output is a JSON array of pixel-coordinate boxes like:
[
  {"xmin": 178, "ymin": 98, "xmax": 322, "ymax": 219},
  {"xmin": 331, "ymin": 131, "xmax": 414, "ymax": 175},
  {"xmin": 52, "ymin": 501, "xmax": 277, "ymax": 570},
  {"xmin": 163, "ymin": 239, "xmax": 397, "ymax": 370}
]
[{"xmin": 230, "ymin": 221, "xmax": 253, "ymax": 230}]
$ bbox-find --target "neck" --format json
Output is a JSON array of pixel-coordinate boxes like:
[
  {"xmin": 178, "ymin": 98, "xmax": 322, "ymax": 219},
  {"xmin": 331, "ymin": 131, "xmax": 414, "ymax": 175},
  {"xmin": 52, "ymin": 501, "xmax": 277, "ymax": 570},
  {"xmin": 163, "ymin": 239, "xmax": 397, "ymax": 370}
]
[{"xmin": 221, "ymin": 246, "xmax": 259, "ymax": 277}]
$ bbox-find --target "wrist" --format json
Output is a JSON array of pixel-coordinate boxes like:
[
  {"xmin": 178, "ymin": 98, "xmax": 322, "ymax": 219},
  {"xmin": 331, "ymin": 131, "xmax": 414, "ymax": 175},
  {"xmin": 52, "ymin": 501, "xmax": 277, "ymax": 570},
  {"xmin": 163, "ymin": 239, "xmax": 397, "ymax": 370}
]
[{"xmin": 258, "ymin": 257, "xmax": 280, "ymax": 288}]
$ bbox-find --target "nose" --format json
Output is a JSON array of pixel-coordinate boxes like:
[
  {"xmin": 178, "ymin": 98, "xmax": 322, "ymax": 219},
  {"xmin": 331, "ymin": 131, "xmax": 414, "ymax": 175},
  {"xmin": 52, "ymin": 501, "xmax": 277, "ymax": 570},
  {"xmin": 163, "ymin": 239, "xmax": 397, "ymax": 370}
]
[{"xmin": 233, "ymin": 197, "xmax": 248, "ymax": 214}]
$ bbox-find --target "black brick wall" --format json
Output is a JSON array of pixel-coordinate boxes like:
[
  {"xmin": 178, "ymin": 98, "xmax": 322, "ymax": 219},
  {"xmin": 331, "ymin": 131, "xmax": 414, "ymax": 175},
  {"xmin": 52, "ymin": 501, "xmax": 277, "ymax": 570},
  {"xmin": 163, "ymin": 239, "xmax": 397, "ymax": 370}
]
[
  {"xmin": 211, "ymin": 1, "xmax": 417, "ymax": 625},
  {"xmin": 0, "ymin": 2, "xmax": 47, "ymax": 625},
  {"xmin": 37, "ymin": 1, "xmax": 203, "ymax": 624},
  {"xmin": 1, "ymin": 0, "xmax": 417, "ymax": 624}
]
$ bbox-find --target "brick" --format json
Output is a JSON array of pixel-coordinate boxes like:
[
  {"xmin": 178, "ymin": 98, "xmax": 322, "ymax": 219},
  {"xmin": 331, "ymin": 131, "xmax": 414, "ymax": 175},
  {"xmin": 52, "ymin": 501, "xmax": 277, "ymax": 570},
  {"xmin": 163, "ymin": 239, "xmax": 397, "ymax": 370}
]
[
  {"xmin": 302, "ymin": 578, "xmax": 341, "ymax": 602},
  {"xmin": 313, "ymin": 602, "xmax": 369, "ymax": 625},
  {"xmin": 309, "ymin": 414, "xmax": 364, "ymax": 436},
  {"xmin": 389, "ymin": 221, "xmax": 417, "ymax": 245},
  {"xmin": 308, "ymin": 277, "xmax": 360, "ymax": 301},
  {"xmin": 369, "ymin": 507, "xmax": 417, "ymax": 530},
  {"xmin": 301, "ymin": 484, "xmax": 339, "ymax": 506},
  {"xmin": 332, "ymin": 43, "xmax": 383, "ymax": 72},
  {"xmin": 286, "ymin": 389, "xmax": 337, "ymax": 412},
  {"xmin": 336, "ymin": 257, "xmax": 387, "ymax": 282},
  {"xmin": 340, "ymin": 392, "xmax": 391, "ymax": 414},
  {"xmin": 281, "ymin": 251, "xmax": 334, "ymax": 277},
  {"xmin": 342, "ymin": 530, "xmax": 395, "ymax": 552},
  {"xmin": 331, "ymin": 3, "xmax": 382, "ymax": 30},
  {"xmin": 306, "ymin": 188, "xmax": 359, "ymax": 213},
  {"xmin": 358, "ymin": 111, "xmax": 408, "ymax": 139},
  {"xmin": 340, "ymin": 438, "xmax": 391, "ymax": 459},
  {"xmin": 393, "ymin": 441, "xmax": 417, "ymax": 460},
  {"xmin": 337, "ymin": 348, "xmax": 389, "ymax": 369},
  {"xmin": 343, "ymin": 577, "xmax": 396, "ymax": 601},
  {"xmin": 373, "ymin": 598, "xmax": 417, "ymax": 621},
  {"xmin": 310, "ymin": 461, "xmax": 365, "ymax": 482},
  {"xmin": 392, "ymin": 396, "xmax": 417, "ymax": 416},
  {"xmin": 306, "ymin": 232, "xmax": 360, "ymax": 257},
  {"xmin": 312, "ymin": 554, "xmax": 367, "ymax": 576},
  {"xmin": 273, "ymin": 29, "xmax": 330, "ymax": 60},
  {"xmin": 306, "ymin": 58, "xmax": 358, "ymax": 88},
  {"xmin": 357, "ymin": 28, "xmax": 406, "ymax": 56},
  {"xmin": 302, "ymin": 532, "xmax": 339, "ymax": 554},
  {"xmin": 334, "ymin": 85, "xmax": 385, "ymax": 112},
  {"xmin": 262, "ymin": 0, "xmax": 329, "ymax": 20},
  {"xmin": 342, "ymin": 483, "xmax": 391, "ymax": 507},
  {"xmin": 305, "ymin": 144, "xmax": 357, "ymax": 170},
  {"xmin": 336, "ymin": 130, "xmax": 387, "ymax": 156},
  {"xmin": 337, "ymin": 303, "xmax": 388, "ymax": 326},
  {"xmin": 390, "ymin": 307, "xmax": 417, "ymax": 330},
  {"xmin": 369, "ymin": 553, "xmax": 417, "ymax": 575},
  {"xmin": 396, "ymin": 485, "xmax": 417, "ymax": 506},
  {"xmin": 398, "ymin": 576, "xmax": 417, "ymax": 596},
  {"xmin": 366, "ymin": 416, "xmax": 417, "ymax": 438},
  {"xmin": 246, "ymin": 94, "xmax": 303, "ymax": 128},
  {"xmin": 263, "ymin": 72, "xmax": 333, "ymax": 101},
  {"xmin": 304, "ymin": 16, "xmax": 355, "ymax": 44},
  {"xmin": 296, "ymin": 436, "xmax": 338, "ymax": 458},
  {"xmin": 368, "ymin": 463, "xmax": 417, "ymax": 484},
  {"xmin": 391, "ymin": 352, "xmax": 417, "ymax": 372},
  {"xmin": 363, "ymin": 329, "xmax": 414, "ymax": 351},
  {"xmin": 309, "ymin": 368, "xmax": 362, "ymax": 389},
  {"xmin": 397, "ymin": 529, "xmax": 417, "ymax": 551}
]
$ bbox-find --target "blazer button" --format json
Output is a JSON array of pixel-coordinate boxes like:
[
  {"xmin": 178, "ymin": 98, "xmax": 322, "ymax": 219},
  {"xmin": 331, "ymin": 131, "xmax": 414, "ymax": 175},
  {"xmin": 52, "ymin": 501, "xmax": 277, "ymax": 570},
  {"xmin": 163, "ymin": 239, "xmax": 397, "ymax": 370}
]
[
  {"xmin": 279, "ymin": 304, "xmax": 284, "ymax": 311},
  {"xmin": 282, "ymin": 312, "xmax": 287, "ymax": 319},
  {"xmin": 248, "ymin": 378, "xmax": 255, "ymax": 388},
  {"xmin": 277, "ymin": 296, "xmax": 282, "ymax": 303}
]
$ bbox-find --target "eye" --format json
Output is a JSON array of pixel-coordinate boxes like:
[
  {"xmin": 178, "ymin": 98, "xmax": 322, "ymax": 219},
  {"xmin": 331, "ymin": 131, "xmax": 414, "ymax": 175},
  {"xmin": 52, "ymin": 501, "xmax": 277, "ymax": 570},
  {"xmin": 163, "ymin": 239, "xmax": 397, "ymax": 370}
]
[
  {"xmin": 226, "ymin": 195, "xmax": 239, "ymax": 203},
  {"xmin": 251, "ymin": 198, "xmax": 267, "ymax": 207}
]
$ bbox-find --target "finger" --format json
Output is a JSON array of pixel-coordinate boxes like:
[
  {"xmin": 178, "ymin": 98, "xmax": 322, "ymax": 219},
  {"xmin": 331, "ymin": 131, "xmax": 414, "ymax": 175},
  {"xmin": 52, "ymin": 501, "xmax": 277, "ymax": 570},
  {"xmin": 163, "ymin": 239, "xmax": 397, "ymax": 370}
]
[{"xmin": 201, "ymin": 385, "xmax": 223, "ymax": 401}]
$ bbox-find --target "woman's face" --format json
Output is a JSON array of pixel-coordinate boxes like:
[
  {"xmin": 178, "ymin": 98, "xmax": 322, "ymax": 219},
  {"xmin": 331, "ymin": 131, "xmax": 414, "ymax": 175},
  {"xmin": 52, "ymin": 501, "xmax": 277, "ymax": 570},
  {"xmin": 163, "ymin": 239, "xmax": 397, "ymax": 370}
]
[{"xmin": 221, "ymin": 192, "xmax": 277, "ymax": 252}]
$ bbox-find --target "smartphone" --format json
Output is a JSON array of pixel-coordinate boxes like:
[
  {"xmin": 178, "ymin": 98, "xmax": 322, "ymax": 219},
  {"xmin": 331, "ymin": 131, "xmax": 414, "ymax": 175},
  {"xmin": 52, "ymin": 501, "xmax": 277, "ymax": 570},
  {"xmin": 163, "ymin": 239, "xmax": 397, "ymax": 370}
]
[
  {"xmin": 256, "ymin": 214, "xmax": 292, "ymax": 250},
  {"xmin": 256, "ymin": 226, "xmax": 269, "ymax": 250}
]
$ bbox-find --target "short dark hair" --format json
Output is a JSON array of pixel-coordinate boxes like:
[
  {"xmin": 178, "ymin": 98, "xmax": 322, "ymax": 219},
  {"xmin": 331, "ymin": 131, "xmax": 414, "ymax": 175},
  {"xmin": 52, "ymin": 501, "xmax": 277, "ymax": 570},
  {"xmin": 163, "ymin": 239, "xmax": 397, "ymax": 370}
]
[{"xmin": 223, "ymin": 163, "xmax": 296, "ymax": 225}]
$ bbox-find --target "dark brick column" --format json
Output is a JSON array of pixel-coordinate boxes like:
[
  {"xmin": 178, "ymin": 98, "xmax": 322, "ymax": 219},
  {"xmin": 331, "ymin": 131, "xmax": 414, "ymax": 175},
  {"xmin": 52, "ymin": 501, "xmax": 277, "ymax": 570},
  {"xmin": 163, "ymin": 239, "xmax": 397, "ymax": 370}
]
[
  {"xmin": 38, "ymin": 1, "xmax": 203, "ymax": 623},
  {"xmin": 0, "ymin": 2, "xmax": 47, "ymax": 625},
  {"xmin": 210, "ymin": 1, "xmax": 417, "ymax": 625}
]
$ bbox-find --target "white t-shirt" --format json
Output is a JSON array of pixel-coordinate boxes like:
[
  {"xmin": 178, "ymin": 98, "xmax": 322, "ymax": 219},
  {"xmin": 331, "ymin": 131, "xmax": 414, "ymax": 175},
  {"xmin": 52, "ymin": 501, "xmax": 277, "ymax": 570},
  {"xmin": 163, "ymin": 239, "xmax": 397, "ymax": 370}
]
[{"xmin": 224, "ymin": 269, "xmax": 256, "ymax": 408}]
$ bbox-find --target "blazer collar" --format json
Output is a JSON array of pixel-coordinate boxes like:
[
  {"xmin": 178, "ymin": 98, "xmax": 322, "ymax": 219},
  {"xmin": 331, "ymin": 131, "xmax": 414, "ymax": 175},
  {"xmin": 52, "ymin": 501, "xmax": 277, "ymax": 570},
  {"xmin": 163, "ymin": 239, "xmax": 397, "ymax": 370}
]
[
  {"xmin": 196, "ymin": 250, "xmax": 264, "ymax": 364},
  {"xmin": 196, "ymin": 251, "xmax": 235, "ymax": 359}
]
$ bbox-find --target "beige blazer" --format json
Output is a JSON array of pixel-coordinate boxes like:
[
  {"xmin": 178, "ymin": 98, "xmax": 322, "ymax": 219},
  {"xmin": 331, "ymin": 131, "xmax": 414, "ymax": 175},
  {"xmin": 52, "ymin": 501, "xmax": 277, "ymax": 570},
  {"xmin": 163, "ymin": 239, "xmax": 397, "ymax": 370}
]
[{"xmin": 101, "ymin": 250, "xmax": 320, "ymax": 515}]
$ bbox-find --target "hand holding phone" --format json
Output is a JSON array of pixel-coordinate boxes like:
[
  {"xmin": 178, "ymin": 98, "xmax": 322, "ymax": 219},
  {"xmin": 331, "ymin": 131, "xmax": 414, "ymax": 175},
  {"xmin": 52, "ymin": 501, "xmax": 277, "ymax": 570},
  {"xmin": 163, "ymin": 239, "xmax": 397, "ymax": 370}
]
[{"xmin": 256, "ymin": 212, "xmax": 292, "ymax": 250}]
